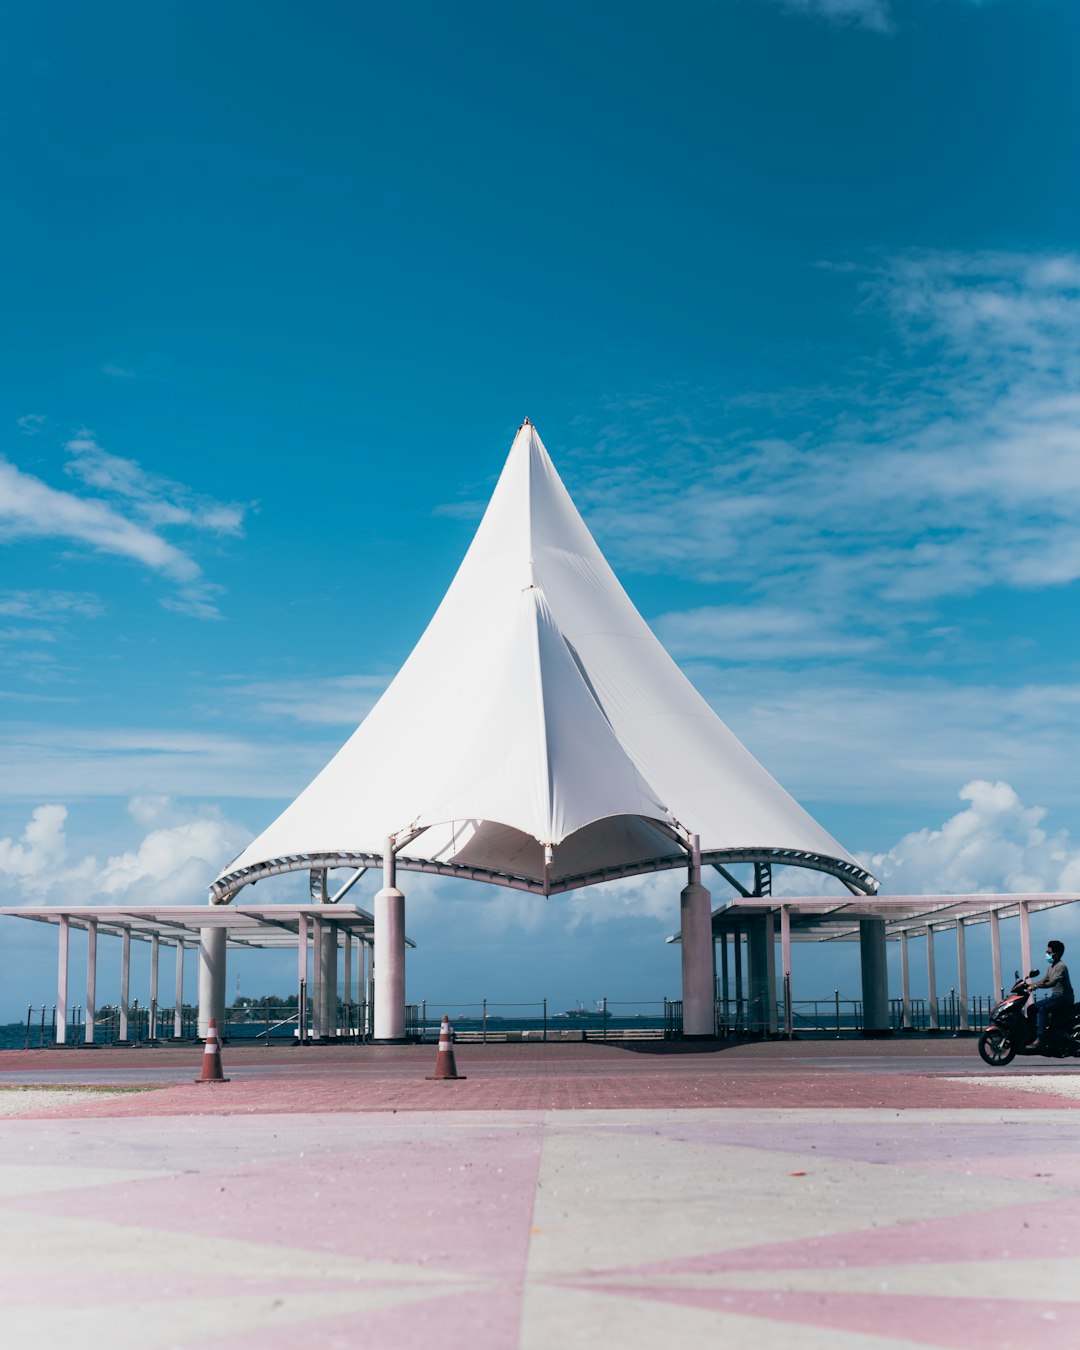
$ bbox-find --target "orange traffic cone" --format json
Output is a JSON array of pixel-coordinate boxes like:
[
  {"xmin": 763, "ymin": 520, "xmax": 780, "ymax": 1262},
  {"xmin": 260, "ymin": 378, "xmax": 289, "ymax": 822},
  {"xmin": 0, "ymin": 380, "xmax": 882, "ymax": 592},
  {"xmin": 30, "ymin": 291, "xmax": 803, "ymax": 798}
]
[
  {"xmin": 195, "ymin": 1017, "xmax": 230, "ymax": 1084},
  {"xmin": 425, "ymin": 1014, "xmax": 466, "ymax": 1081}
]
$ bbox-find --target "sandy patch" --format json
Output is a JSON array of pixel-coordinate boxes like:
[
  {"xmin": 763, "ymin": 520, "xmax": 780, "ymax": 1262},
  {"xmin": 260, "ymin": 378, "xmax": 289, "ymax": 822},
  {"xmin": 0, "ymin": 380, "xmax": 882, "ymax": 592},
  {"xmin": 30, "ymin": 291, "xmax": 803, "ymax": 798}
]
[
  {"xmin": 0, "ymin": 1086, "xmax": 156, "ymax": 1116},
  {"xmin": 950, "ymin": 1075, "xmax": 1080, "ymax": 1102}
]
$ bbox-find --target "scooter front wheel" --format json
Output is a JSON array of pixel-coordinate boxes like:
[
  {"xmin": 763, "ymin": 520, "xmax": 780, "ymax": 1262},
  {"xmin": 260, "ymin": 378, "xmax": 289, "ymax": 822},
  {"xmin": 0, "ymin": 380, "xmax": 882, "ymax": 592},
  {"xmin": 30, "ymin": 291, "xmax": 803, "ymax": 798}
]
[{"xmin": 978, "ymin": 1028, "xmax": 1016, "ymax": 1067}]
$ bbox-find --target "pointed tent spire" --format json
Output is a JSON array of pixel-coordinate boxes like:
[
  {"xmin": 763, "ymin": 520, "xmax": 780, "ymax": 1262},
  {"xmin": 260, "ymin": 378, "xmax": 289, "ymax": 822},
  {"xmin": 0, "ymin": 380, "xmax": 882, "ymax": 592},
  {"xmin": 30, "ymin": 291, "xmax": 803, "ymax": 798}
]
[{"xmin": 215, "ymin": 422, "xmax": 874, "ymax": 899}]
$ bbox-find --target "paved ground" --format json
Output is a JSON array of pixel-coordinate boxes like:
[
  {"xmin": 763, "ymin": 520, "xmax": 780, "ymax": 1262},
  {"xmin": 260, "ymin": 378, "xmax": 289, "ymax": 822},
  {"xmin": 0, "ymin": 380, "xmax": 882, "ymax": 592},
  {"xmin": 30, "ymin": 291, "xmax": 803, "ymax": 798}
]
[{"xmin": 1, "ymin": 1038, "xmax": 1078, "ymax": 1348}]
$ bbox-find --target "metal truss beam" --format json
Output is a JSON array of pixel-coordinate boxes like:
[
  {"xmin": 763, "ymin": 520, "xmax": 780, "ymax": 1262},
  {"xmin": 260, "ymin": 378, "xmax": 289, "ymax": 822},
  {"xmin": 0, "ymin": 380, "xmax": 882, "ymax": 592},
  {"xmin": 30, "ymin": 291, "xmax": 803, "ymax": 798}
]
[{"xmin": 211, "ymin": 844, "xmax": 877, "ymax": 905}]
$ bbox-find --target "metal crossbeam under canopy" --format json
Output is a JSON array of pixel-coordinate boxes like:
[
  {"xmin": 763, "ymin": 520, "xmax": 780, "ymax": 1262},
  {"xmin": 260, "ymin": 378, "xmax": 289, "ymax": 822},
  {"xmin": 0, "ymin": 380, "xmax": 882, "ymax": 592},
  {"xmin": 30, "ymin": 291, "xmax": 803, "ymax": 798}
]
[
  {"xmin": 0, "ymin": 904, "xmax": 415, "ymax": 950},
  {"xmin": 695, "ymin": 893, "xmax": 1079, "ymax": 942}
]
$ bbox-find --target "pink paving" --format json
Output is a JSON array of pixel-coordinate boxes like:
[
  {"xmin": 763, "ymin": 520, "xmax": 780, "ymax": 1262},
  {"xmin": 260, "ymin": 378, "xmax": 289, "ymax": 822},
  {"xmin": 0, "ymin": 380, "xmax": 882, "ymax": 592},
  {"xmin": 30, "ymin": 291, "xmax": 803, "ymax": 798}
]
[{"xmin": 1, "ymin": 1039, "xmax": 1078, "ymax": 1348}]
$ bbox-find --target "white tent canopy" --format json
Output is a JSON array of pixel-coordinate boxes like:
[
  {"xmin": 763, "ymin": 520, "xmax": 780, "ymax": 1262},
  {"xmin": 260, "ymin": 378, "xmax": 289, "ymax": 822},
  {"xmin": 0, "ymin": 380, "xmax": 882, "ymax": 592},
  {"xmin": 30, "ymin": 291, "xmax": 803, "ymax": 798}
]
[{"xmin": 214, "ymin": 420, "xmax": 874, "ymax": 903}]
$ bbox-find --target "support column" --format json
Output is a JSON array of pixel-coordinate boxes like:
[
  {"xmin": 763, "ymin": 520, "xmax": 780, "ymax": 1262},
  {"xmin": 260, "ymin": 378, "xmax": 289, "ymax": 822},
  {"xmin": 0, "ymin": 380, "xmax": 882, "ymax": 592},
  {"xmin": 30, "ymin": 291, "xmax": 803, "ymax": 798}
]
[
  {"xmin": 1019, "ymin": 900, "xmax": 1032, "ymax": 977},
  {"xmin": 374, "ymin": 890, "xmax": 406, "ymax": 1041},
  {"xmin": 900, "ymin": 930, "xmax": 912, "ymax": 1029},
  {"xmin": 318, "ymin": 921, "xmax": 337, "ymax": 1039},
  {"xmin": 956, "ymin": 917, "xmax": 969, "ymax": 1031},
  {"xmin": 56, "ymin": 915, "xmax": 70, "ymax": 1046},
  {"xmin": 733, "ymin": 927, "xmax": 744, "ymax": 1031},
  {"xmin": 927, "ymin": 927, "xmax": 939, "ymax": 1030},
  {"xmin": 310, "ymin": 915, "xmax": 324, "ymax": 1039},
  {"xmin": 989, "ymin": 908, "xmax": 1003, "ymax": 999},
  {"xmin": 173, "ymin": 942, "xmax": 184, "ymax": 1038},
  {"xmin": 119, "ymin": 927, "xmax": 131, "ymax": 1043},
  {"xmin": 343, "ymin": 931, "xmax": 353, "ymax": 1033},
  {"xmin": 84, "ymin": 920, "xmax": 97, "ymax": 1046},
  {"xmin": 719, "ymin": 933, "xmax": 730, "ymax": 1028},
  {"xmin": 859, "ymin": 917, "xmax": 890, "ymax": 1035},
  {"xmin": 197, "ymin": 925, "xmax": 226, "ymax": 1039},
  {"xmin": 747, "ymin": 917, "xmax": 774, "ymax": 1035},
  {"xmin": 780, "ymin": 905, "xmax": 792, "ymax": 1039},
  {"xmin": 364, "ymin": 939, "xmax": 374, "ymax": 1040},
  {"xmin": 764, "ymin": 912, "xmax": 777, "ymax": 1034},
  {"xmin": 679, "ymin": 836, "xmax": 715, "ymax": 1037},
  {"xmin": 374, "ymin": 839, "xmax": 406, "ymax": 1042},
  {"xmin": 149, "ymin": 934, "xmax": 160, "ymax": 1041},
  {"xmin": 297, "ymin": 914, "xmax": 309, "ymax": 1041}
]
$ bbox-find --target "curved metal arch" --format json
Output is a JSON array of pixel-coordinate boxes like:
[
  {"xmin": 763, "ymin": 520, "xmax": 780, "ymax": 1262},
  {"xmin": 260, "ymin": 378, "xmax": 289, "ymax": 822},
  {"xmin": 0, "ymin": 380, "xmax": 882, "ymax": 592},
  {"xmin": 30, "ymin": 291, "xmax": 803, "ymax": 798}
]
[{"xmin": 210, "ymin": 843, "xmax": 877, "ymax": 905}]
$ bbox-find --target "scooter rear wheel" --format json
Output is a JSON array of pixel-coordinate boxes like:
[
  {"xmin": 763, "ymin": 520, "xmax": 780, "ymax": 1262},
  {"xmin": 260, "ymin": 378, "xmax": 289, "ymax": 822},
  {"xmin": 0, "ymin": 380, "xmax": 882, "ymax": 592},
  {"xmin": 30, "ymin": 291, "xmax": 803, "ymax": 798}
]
[{"xmin": 978, "ymin": 1028, "xmax": 1016, "ymax": 1066}]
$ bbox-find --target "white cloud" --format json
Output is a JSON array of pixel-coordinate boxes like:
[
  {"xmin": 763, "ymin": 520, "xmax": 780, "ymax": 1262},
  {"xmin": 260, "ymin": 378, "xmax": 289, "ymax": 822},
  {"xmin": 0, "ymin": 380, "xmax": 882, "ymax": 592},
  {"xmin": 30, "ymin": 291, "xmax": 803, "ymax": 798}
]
[
  {"xmin": 767, "ymin": 0, "xmax": 1000, "ymax": 33},
  {"xmin": 63, "ymin": 431, "xmax": 245, "ymax": 535},
  {"xmin": 0, "ymin": 590, "xmax": 104, "ymax": 621},
  {"xmin": 16, "ymin": 414, "xmax": 46, "ymax": 435},
  {"xmin": 575, "ymin": 249, "xmax": 1080, "ymax": 661},
  {"xmin": 686, "ymin": 664, "xmax": 1080, "ymax": 810},
  {"xmin": 100, "ymin": 362, "xmax": 136, "ymax": 379},
  {"xmin": 772, "ymin": 0, "xmax": 894, "ymax": 33},
  {"xmin": 0, "ymin": 798, "xmax": 248, "ymax": 905},
  {"xmin": 0, "ymin": 455, "xmax": 200, "ymax": 580},
  {"xmin": 653, "ymin": 605, "xmax": 880, "ymax": 661},
  {"xmin": 0, "ymin": 723, "xmax": 327, "ymax": 799},
  {"xmin": 870, "ymin": 779, "xmax": 1080, "ymax": 896},
  {"xmin": 0, "ymin": 430, "xmax": 246, "ymax": 620},
  {"xmin": 0, "ymin": 804, "xmax": 69, "ymax": 879},
  {"xmin": 226, "ymin": 674, "xmax": 390, "ymax": 726}
]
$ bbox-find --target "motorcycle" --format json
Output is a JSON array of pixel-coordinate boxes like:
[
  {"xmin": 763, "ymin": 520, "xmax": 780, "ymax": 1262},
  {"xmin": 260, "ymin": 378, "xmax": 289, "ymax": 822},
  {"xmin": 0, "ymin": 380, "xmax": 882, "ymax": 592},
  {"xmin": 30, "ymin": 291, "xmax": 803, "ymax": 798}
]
[{"xmin": 977, "ymin": 969, "xmax": 1080, "ymax": 1067}]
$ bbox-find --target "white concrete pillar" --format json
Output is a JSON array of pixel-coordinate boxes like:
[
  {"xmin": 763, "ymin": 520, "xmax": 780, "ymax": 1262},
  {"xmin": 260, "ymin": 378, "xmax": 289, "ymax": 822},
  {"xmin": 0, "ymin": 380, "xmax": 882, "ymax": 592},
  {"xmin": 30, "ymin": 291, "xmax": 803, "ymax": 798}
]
[
  {"xmin": 173, "ymin": 942, "xmax": 184, "ymax": 1038},
  {"xmin": 297, "ymin": 913, "xmax": 308, "ymax": 1040},
  {"xmin": 85, "ymin": 920, "xmax": 97, "ymax": 1046},
  {"xmin": 900, "ymin": 930, "xmax": 912, "ymax": 1029},
  {"xmin": 927, "ymin": 927, "xmax": 939, "ymax": 1030},
  {"xmin": 119, "ymin": 927, "xmax": 131, "ymax": 1042},
  {"xmin": 956, "ymin": 918, "xmax": 969, "ymax": 1031},
  {"xmin": 1019, "ymin": 900, "xmax": 1032, "ymax": 977},
  {"xmin": 989, "ymin": 908, "xmax": 1002, "ymax": 999},
  {"xmin": 149, "ymin": 934, "xmax": 160, "ymax": 1041},
  {"xmin": 374, "ymin": 888, "xmax": 406, "ymax": 1041},
  {"xmin": 719, "ymin": 932, "xmax": 730, "ymax": 1018},
  {"xmin": 56, "ymin": 915, "xmax": 70, "ymax": 1046},
  {"xmin": 343, "ymin": 931, "xmax": 353, "ymax": 1029},
  {"xmin": 780, "ymin": 905, "xmax": 792, "ymax": 1038},
  {"xmin": 859, "ymin": 918, "xmax": 889, "ymax": 1033},
  {"xmin": 197, "ymin": 925, "xmax": 226, "ymax": 1038}
]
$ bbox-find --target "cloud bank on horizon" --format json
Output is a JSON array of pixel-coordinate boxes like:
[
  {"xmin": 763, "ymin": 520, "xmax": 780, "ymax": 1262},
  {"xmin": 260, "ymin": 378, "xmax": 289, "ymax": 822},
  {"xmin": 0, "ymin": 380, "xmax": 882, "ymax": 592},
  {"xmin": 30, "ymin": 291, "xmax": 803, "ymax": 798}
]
[{"xmin": 2, "ymin": 780, "xmax": 1078, "ymax": 915}]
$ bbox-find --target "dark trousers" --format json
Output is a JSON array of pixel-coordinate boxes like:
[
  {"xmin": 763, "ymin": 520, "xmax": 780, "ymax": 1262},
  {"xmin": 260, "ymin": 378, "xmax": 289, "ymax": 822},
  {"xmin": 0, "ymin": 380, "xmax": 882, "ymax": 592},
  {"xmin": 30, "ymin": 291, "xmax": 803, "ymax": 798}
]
[{"xmin": 1036, "ymin": 998, "xmax": 1063, "ymax": 1038}]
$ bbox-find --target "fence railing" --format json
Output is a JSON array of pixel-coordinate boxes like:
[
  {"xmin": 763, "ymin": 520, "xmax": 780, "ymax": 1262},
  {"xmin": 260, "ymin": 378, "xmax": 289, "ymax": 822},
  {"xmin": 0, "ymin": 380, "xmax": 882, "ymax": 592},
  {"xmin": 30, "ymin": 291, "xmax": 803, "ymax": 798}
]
[
  {"xmin": 713, "ymin": 990, "xmax": 1000, "ymax": 1039},
  {"xmin": 409, "ymin": 1000, "xmax": 678, "ymax": 1042},
  {"xmin": 17, "ymin": 989, "xmax": 1003, "ymax": 1048}
]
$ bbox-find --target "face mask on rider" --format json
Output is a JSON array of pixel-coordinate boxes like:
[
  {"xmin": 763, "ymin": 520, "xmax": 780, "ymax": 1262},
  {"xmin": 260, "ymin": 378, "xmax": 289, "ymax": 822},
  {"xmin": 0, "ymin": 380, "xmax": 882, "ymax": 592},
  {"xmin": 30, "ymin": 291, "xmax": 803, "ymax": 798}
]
[{"xmin": 1047, "ymin": 953, "xmax": 1054, "ymax": 962}]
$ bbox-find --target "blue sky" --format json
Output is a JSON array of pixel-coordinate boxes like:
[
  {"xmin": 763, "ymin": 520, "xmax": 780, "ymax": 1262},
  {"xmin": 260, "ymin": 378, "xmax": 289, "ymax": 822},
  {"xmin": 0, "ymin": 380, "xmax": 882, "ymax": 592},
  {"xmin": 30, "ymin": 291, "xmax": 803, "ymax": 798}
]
[{"xmin": 2, "ymin": 0, "xmax": 1080, "ymax": 1020}]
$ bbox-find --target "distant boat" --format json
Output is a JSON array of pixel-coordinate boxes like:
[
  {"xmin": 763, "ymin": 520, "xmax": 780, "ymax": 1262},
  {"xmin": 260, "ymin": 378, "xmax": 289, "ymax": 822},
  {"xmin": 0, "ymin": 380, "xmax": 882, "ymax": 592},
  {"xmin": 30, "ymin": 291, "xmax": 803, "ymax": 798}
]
[{"xmin": 558, "ymin": 1000, "xmax": 605, "ymax": 1019}]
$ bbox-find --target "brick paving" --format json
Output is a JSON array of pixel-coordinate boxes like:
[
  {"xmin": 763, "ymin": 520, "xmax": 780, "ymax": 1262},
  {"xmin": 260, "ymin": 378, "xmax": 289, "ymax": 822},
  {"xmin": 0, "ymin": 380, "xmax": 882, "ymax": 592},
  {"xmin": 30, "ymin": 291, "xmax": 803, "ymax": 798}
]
[{"xmin": 0, "ymin": 1037, "xmax": 1077, "ymax": 1117}]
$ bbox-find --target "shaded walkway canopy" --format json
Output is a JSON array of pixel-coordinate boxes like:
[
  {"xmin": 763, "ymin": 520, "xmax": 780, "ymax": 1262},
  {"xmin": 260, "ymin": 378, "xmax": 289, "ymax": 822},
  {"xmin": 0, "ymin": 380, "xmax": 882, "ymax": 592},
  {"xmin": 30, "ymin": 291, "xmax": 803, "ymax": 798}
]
[{"xmin": 213, "ymin": 420, "xmax": 875, "ymax": 905}]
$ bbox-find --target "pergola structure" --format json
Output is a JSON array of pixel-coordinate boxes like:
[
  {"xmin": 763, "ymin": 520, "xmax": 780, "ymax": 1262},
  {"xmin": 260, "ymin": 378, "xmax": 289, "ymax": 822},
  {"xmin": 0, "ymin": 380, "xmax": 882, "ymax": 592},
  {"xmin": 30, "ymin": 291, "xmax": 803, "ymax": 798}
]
[
  {"xmin": 0, "ymin": 904, "xmax": 413, "ymax": 1044},
  {"xmin": 208, "ymin": 420, "xmax": 879, "ymax": 1040},
  {"xmin": 683, "ymin": 890, "xmax": 1080, "ymax": 1036}
]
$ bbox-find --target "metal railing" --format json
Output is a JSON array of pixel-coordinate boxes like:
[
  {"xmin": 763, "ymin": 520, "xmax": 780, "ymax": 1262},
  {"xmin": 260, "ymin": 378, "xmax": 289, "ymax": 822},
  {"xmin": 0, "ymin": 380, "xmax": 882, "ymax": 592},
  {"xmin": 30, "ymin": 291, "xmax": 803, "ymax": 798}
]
[{"xmin": 713, "ymin": 991, "xmax": 1000, "ymax": 1040}]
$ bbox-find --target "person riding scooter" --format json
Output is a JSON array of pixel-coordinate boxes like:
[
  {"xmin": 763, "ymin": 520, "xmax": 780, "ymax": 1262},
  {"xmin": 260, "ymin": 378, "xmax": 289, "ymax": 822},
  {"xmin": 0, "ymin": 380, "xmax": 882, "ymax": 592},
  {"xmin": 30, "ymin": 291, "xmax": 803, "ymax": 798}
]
[{"xmin": 1029, "ymin": 940, "xmax": 1073, "ymax": 1049}]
